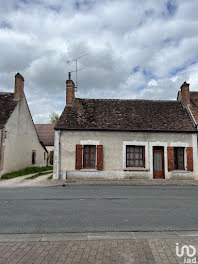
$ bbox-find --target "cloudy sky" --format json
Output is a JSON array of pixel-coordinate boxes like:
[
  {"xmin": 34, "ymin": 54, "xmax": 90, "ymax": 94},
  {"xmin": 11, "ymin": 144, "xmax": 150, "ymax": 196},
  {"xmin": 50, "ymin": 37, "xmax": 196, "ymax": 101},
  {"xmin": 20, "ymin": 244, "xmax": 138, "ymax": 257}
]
[{"xmin": 1, "ymin": 0, "xmax": 198, "ymax": 123}]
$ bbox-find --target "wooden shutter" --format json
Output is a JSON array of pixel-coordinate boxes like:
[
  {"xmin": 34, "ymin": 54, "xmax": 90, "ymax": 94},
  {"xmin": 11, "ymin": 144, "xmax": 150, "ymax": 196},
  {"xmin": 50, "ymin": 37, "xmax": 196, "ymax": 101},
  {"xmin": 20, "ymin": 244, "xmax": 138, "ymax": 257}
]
[
  {"xmin": 76, "ymin": 144, "xmax": 83, "ymax": 170},
  {"xmin": 167, "ymin": 147, "xmax": 174, "ymax": 171},
  {"xmin": 187, "ymin": 147, "xmax": 193, "ymax": 171},
  {"xmin": 97, "ymin": 145, "xmax": 103, "ymax": 170}
]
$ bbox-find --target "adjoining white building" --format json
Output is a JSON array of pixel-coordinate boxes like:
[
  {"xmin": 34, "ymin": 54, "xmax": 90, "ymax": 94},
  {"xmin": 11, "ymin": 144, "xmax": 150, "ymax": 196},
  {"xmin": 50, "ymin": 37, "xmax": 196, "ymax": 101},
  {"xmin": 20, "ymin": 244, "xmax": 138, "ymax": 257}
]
[
  {"xmin": 0, "ymin": 73, "xmax": 48, "ymax": 177},
  {"xmin": 53, "ymin": 73, "xmax": 198, "ymax": 180}
]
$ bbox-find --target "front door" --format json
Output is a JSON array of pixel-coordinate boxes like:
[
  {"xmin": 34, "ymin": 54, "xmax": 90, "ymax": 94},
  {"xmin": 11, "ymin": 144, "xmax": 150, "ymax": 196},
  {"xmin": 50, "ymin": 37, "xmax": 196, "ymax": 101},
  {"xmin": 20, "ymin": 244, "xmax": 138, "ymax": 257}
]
[{"xmin": 153, "ymin": 147, "xmax": 164, "ymax": 179}]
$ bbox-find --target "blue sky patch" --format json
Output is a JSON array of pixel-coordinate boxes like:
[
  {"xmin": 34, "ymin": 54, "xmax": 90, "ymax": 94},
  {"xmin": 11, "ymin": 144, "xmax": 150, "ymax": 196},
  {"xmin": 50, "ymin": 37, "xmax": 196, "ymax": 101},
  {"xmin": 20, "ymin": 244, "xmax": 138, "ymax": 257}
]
[
  {"xmin": 170, "ymin": 60, "xmax": 198, "ymax": 77},
  {"xmin": 0, "ymin": 21, "xmax": 12, "ymax": 29},
  {"xmin": 132, "ymin": 66, "xmax": 140, "ymax": 73}
]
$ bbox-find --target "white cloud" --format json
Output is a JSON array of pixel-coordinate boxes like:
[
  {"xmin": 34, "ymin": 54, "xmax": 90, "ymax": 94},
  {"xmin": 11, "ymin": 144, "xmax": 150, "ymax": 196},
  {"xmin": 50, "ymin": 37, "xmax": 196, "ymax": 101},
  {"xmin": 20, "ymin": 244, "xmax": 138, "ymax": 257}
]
[{"xmin": 0, "ymin": 0, "xmax": 198, "ymax": 122}]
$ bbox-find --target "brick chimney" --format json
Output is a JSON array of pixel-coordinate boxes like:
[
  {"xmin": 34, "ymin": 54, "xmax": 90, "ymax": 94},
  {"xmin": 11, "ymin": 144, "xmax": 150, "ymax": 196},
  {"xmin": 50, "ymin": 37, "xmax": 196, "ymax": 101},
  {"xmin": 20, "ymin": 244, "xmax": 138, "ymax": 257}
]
[
  {"xmin": 14, "ymin": 73, "xmax": 24, "ymax": 100},
  {"xmin": 66, "ymin": 72, "xmax": 75, "ymax": 105},
  {"xmin": 180, "ymin": 81, "xmax": 190, "ymax": 106}
]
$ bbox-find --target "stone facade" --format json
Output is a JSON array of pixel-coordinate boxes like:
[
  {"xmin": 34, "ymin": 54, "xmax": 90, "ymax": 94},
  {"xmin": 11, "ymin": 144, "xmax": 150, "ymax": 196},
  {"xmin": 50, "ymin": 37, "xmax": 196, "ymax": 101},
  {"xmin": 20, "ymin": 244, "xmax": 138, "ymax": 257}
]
[{"xmin": 53, "ymin": 130, "xmax": 198, "ymax": 180}]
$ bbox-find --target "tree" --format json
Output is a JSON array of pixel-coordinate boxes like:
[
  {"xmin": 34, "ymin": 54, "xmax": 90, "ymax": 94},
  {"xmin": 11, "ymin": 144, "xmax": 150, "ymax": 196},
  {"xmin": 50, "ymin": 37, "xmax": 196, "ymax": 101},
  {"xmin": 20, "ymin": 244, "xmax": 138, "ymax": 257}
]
[{"xmin": 49, "ymin": 112, "xmax": 59, "ymax": 124}]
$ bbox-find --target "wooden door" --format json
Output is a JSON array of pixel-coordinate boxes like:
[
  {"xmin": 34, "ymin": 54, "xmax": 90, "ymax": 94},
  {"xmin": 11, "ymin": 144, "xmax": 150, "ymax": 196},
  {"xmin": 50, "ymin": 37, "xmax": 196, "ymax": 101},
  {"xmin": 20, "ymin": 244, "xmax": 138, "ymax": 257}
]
[{"xmin": 153, "ymin": 147, "xmax": 164, "ymax": 179}]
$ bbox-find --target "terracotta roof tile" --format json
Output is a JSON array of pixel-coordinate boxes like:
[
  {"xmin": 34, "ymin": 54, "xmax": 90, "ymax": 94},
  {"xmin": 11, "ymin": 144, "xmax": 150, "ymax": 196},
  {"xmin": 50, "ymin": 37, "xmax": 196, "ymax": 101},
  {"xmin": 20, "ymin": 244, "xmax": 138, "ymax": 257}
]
[
  {"xmin": 0, "ymin": 92, "xmax": 17, "ymax": 126},
  {"xmin": 55, "ymin": 98, "xmax": 196, "ymax": 132},
  {"xmin": 35, "ymin": 124, "xmax": 54, "ymax": 146}
]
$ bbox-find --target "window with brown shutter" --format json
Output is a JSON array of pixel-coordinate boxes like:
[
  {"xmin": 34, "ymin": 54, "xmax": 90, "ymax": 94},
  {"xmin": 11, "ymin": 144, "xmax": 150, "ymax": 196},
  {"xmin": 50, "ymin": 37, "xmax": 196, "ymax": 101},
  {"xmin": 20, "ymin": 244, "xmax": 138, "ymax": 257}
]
[
  {"xmin": 187, "ymin": 147, "xmax": 193, "ymax": 171},
  {"xmin": 97, "ymin": 145, "xmax": 103, "ymax": 170},
  {"xmin": 76, "ymin": 144, "xmax": 83, "ymax": 170},
  {"xmin": 76, "ymin": 144, "xmax": 103, "ymax": 170}
]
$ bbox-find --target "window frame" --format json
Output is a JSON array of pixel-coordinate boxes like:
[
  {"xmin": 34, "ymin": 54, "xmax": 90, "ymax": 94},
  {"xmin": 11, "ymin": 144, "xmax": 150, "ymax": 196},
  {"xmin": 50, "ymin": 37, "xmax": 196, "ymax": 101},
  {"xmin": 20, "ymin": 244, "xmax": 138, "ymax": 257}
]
[
  {"xmin": 174, "ymin": 147, "xmax": 185, "ymax": 170},
  {"xmin": 83, "ymin": 145, "xmax": 96, "ymax": 169},
  {"xmin": 126, "ymin": 145, "xmax": 145, "ymax": 168}
]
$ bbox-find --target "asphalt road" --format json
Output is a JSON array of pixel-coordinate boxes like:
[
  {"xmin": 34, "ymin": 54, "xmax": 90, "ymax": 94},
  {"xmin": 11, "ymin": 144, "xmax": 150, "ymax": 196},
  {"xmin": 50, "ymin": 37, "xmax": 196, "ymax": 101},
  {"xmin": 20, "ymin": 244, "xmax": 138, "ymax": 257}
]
[{"xmin": 0, "ymin": 185, "xmax": 198, "ymax": 233}]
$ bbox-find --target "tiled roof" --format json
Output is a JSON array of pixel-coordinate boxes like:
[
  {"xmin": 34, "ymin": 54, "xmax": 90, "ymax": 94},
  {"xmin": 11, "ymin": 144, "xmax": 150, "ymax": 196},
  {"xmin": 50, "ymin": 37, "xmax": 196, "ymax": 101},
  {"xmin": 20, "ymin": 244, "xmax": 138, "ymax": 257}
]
[
  {"xmin": 55, "ymin": 98, "xmax": 196, "ymax": 132},
  {"xmin": 35, "ymin": 124, "xmax": 55, "ymax": 146},
  {"xmin": 189, "ymin": 92, "xmax": 198, "ymax": 123},
  {"xmin": 0, "ymin": 92, "xmax": 17, "ymax": 126}
]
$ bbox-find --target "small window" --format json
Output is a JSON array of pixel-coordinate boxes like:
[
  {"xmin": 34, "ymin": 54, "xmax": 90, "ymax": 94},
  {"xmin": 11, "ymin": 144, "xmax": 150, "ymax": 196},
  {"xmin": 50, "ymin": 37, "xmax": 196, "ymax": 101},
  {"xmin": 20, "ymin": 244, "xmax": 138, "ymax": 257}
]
[
  {"xmin": 44, "ymin": 152, "xmax": 46, "ymax": 160},
  {"xmin": 174, "ymin": 147, "xmax": 184, "ymax": 170},
  {"xmin": 32, "ymin": 151, "xmax": 36, "ymax": 165},
  {"xmin": 83, "ymin": 145, "xmax": 96, "ymax": 169},
  {"xmin": 126, "ymin": 145, "xmax": 145, "ymax": 168}
]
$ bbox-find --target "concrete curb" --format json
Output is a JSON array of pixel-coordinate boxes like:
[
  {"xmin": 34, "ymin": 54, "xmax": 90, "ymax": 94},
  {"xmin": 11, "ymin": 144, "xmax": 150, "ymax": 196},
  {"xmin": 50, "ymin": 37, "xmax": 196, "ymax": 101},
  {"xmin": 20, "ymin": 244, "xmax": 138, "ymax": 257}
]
[
  {"xmin": 62, "ymin": 183, "xmax": 198, "ymax": 187},
  {"xmin": 1, "ymin": 231, "xmax": 198, "ymax": 242}
]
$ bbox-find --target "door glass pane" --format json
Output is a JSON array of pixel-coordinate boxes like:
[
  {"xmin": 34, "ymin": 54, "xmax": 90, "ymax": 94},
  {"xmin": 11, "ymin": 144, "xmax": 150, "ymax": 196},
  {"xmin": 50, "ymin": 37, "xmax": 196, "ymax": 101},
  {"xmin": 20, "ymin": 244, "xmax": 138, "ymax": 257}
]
[{"xmin": 154, "ymin": 152, "xmax": 162, "ymax": 171}]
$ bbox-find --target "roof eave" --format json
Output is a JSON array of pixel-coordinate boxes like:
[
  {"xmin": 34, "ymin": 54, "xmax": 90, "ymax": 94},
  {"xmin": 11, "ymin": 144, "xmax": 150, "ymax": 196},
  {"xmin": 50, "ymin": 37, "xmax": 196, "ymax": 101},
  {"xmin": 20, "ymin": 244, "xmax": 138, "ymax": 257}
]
[{"xmin": 54, "ymin": 127, "xmax": 197, "ymax": 133}]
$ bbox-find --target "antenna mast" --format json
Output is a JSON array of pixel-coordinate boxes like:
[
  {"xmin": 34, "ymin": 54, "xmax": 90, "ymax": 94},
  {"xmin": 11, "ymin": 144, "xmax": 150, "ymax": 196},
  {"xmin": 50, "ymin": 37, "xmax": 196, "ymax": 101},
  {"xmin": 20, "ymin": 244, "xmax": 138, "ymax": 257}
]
[{"xmin": 66, "ymin": 54, "xmax": 87, "ymax": 91}]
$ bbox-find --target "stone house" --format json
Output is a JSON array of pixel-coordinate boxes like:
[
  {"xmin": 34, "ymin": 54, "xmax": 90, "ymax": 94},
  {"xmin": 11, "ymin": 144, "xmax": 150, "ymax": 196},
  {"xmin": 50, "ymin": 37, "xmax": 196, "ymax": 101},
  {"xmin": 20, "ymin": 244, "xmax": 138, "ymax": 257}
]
[
  {"xmin": 53, "ymin": 74, "xmax": 198, "ymax": 180},
  {"xmin": 35, "ymin": 124, "xmax": 54, "ymax": 165},
  {"xmin": 0, "ymin": 73, "xmax": 48, "ymax": 177}
]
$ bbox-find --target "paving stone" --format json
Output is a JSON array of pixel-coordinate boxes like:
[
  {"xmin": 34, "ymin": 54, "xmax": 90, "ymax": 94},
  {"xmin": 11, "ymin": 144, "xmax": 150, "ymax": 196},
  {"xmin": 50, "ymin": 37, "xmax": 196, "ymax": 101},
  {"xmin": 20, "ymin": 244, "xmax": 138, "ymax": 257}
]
[{"xmin": 0, "ymin": 238, "xmax": 198, "ymax": 263}]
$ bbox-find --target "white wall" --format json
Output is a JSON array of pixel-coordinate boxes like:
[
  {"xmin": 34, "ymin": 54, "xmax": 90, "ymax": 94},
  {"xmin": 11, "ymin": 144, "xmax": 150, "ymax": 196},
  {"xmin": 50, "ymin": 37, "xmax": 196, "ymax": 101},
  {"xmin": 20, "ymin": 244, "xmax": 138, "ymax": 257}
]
[
  {"xmin": 0, "ymin": 96, "xmax": 47, "ymax": 176},
  {"xmin": 53, "ymin": 130, "xmax": 198, "ymax": 180}
]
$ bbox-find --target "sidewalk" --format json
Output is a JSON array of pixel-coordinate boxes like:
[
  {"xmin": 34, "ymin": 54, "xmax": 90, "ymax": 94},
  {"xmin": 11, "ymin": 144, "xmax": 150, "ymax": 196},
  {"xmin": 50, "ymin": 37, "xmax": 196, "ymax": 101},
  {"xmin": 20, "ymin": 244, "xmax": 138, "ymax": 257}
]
[
  {"xmin": 48, "ymin": 178, "xmax": 198, "ymax": 186},
  {"xmin": 0, "ymin": 232, "xmax": 198, "ymax": 263},
  {"xmin": 1, "ymin": 176, "xmax": 198, "ymax": 188},
  {"xmin": 0, "ymin": 172, "xmax": 52, "ymax": 187}
]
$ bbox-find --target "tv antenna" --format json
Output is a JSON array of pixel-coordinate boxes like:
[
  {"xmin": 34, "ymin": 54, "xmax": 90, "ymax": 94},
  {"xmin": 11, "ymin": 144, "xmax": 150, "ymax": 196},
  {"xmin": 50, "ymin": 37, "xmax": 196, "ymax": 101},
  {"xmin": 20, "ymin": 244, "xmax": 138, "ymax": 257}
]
[{"xmin": 66, "ymin": 54, "xmax": 87, "ymax": 91}]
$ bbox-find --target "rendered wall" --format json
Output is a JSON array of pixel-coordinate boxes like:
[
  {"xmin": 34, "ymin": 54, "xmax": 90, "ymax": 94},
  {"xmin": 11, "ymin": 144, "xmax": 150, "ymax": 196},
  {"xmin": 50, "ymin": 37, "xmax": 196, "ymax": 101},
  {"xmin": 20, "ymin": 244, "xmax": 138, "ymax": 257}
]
[
  {"xmin": 0, "ymin": 96, "xmax": 47, "ymax": 176},
  {"xmin": 53, "ymin": 130, "xmax": 198, "ymax": 180}
]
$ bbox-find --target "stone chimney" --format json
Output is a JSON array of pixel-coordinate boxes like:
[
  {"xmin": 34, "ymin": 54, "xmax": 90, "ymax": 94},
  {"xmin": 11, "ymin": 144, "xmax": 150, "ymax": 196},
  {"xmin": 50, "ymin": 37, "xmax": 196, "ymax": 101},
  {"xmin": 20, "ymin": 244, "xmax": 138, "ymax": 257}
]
[
  {"xmin": 180, "ymin": 81, "xmax": 190, "ymax": 106},
  {"xmin": 66, "ymin": 72, "xmax": 75, "ymax": 105},
  {"xmin": 14, "ymin": 73, "xmax": 24, "ymax": 100}
]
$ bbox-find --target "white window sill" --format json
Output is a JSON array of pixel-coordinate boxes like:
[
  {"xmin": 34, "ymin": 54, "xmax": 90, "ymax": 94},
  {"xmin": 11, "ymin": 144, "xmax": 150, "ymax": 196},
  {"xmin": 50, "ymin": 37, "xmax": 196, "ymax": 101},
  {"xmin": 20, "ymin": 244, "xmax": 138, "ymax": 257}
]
[
  {"xmin": 124, "ymin": 168, "xmax": 149, "ymax": 171},
  {"xmin": 171, "ymin": 170, "xmax": 189, "ymax": 173},
  {"xmin": 80, "ymin": 169, "xmax": 98, "ymax": 172}
]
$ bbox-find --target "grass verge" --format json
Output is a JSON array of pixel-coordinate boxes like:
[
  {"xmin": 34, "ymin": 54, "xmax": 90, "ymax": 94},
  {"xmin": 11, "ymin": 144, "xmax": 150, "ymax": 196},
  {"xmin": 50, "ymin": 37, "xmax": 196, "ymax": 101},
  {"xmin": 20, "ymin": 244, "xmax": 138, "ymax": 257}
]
[{"xmin": 1, "ymin": 166, "xmax": 53, "ymax": 180}]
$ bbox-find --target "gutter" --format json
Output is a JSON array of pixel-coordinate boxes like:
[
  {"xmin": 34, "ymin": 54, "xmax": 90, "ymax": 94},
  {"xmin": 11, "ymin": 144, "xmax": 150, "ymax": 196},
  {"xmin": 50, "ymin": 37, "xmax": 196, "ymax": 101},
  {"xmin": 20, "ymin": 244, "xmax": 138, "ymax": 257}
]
[
  {"xmin": 0, "ymin": 126, "xmax": 4, "ymax": 162},
  {"xmin": 56, "ymin": 130, "xmax": 61, "ymax": 179},
  {"xmin": 54, "ymin": 128, "xmax": 197, "ymax": 133}
]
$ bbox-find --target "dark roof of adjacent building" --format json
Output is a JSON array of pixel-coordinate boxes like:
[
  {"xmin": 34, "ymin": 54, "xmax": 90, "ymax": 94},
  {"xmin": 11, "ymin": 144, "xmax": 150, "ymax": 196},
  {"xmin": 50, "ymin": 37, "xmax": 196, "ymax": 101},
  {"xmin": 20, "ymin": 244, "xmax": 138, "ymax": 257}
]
[
  {"xmin": 35, "ymin": 124, "xmax": 55, "ymax": 146},
  {"xmin": 189, "ymin": 92, "xmax": 198, "ymax": 123},
  {"xmin": 0, "ymin": 92, "xmax": 18, "ymax": 126},
  {"xmin": 55, "ymin": 98, "xmax": 196, "ymax": 132}
]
